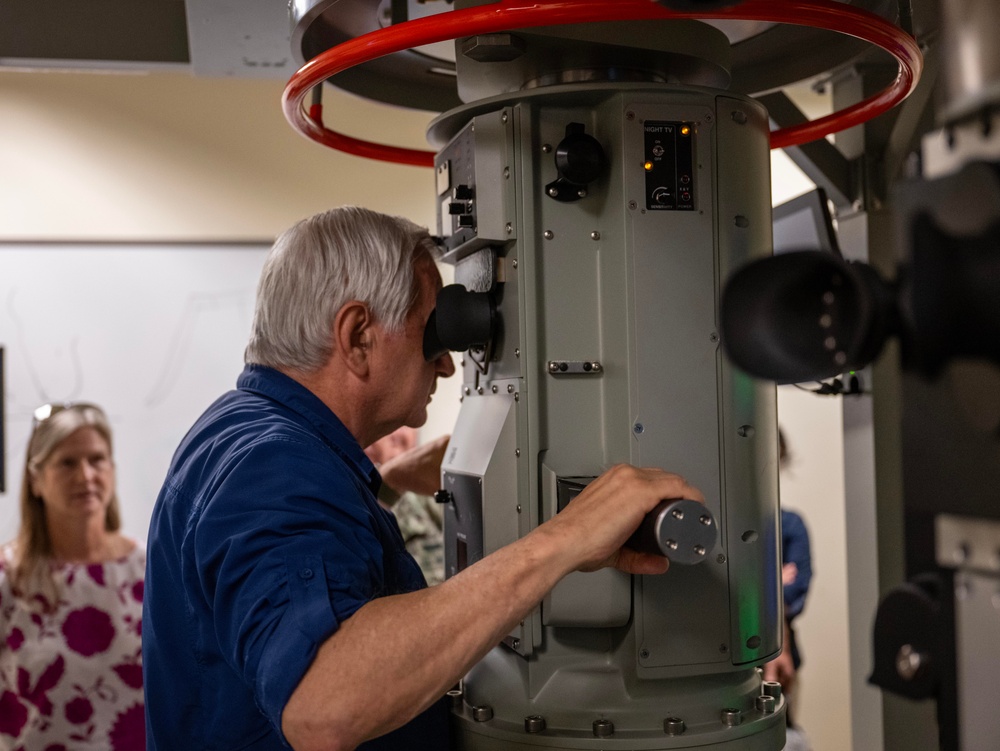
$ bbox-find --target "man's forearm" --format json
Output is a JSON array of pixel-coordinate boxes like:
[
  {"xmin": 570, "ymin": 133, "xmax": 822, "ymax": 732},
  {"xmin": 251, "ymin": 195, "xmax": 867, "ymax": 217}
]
[
  {"xmin": 282, "ymin": 464, "xmax": 698, "ymax": 751},
  {"xmin": 281, "ymin": 523, "xmax": 574, "ymax": 751}
]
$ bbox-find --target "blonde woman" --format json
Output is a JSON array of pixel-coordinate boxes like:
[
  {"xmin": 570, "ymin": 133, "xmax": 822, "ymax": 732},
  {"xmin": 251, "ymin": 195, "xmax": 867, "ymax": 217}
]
[{"xmin": 0, "ymin": 403, "xmax": 145, "ymax": 749}]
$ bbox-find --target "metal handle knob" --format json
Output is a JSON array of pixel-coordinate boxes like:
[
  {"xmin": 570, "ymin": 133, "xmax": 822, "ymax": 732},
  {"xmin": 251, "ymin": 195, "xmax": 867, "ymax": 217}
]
[{"xmin": 627, "ymin": 499, "xmax": 718, "ymax": 565}]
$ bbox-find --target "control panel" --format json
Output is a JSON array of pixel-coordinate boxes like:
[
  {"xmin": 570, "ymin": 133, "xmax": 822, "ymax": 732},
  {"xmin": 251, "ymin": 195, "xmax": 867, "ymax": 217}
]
[
  {"xmin": 435, "ymin": 121, "xmax": 479, "ymax": 249},
  {"xmin": 643, "ymin": 120, "xmax": 696, "ymax": 211}
]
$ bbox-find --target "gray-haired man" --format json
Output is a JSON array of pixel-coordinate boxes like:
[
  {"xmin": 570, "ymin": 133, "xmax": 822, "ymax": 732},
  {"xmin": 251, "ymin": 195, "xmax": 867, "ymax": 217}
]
[{"xmin": 144, "ymin": 206, "xmax": 701, "ymax": 751}]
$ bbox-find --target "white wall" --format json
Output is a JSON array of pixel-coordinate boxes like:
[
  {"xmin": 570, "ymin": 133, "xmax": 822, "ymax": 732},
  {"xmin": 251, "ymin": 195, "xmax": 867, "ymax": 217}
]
[
  {"xmin": 0, "ymin": 244, "xmax": 270, "ymax": 546},
  {"xmin": 0, "ymin": 71, "xmax": 438, "ymax": 240},
  {"xmin": 771, "ymin": 146, "xmax": 852, "ymax": 751},
  {"xmin": 0, "ymin": 68, "xmax": 464, "ymax": 536}
]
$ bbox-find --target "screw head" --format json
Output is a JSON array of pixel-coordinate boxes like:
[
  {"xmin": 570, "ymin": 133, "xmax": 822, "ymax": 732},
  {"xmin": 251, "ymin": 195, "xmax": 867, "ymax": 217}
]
[
  {"xmin": 525, "ymin": 715, "xmax": 546, "ymax": 733},
  {"xmin": 591, "ymin": 231, "xmax": 601, "ymax": 240},
  {"xmin": 543, "ymin": 230, "xmax": 554, "ymax": 240},
  {"xmin": 756, "ymin": 695, "xmax": 776, "ymax": 714},
  {"xmin": 593, "ymin": 719, "xmax": 614, "ymax": 738},
  {"xmin": 633, "ymin": 422, "xmax": 644, "ymax": 435},
  {"xmin": 626, "ymin": 111, "xmax": 635, "ymax": 120},
  {"xmin": 896, "ymin": 644, "xmax": 928, "ymax": 681},
  {"xmin": 721, "ymin": 708, "xmax": 742, "ymax": 726},
  {"xmin": 664, "ymin": 717, "xmax": 686, "ymax": 735},
  {"xmin": 542, "ymin": 143, "xmax": 552, "ymax": 153},
  {"xmin": 472, "ymin": 705, "xmax": 494, "ymax": 722},
  {"xmin": 505, "ymin": 222, "xmax": 512, "ymax": 234}
]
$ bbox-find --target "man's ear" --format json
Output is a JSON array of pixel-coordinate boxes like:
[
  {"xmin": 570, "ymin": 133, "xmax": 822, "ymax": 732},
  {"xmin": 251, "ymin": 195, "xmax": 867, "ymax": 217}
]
[{"xmin": 333, "ymin": 301, "xmax": 374, "ymax": 377}]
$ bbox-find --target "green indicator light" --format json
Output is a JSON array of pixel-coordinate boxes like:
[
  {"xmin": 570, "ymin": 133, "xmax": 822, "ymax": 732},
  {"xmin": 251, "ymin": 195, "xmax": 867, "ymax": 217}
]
[
  {"xmin": 738, "ymin": 586, "xmax": 763, "ymax": 653},
  {"xmin": 734, "ymin": 373, "xmax": 756, "ymax": 411}
]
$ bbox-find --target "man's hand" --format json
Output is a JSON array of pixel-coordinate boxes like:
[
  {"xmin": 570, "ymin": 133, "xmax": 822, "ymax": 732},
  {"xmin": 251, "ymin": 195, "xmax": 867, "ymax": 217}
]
[
  {"xmin": 539, "ymin": 464, "xmax": 705, "ymax": 577},
  {"xmin": 782, "ymin": 562, "xmax": 799, "ymax": 586},
  {"xmin": 379, "ymin": 434, "xmax": 450, "ymax": 496},
  {"xmin": 763, "ymin": 644, "xmax": 796, "ymax": 694},
  {"xmin": 763, "ymin": 620, "xmax": 797, "ymax": 695}
]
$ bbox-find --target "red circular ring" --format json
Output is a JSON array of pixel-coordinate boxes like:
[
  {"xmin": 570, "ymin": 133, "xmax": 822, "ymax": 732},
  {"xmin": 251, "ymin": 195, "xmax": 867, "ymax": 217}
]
[{"xmin": 283, "ymin": 0, "xmax": 923, "ymax": 166}]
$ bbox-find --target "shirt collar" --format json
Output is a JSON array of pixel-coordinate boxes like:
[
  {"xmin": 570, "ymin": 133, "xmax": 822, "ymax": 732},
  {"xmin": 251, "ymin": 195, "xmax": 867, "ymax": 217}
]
[{"xmin": 236, "ymin": 364, "xmax": 380, "ymax": 491}]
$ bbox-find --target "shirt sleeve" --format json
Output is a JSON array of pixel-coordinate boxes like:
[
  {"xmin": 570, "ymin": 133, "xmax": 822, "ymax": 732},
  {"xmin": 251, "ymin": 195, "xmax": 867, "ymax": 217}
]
[
  {"xmin": 190, "ymin": 435, "xmax": 387, "ymax": 738},
  {"xmin": 781, "ymin": 510, "xmax": 813, "ymax": 621}
]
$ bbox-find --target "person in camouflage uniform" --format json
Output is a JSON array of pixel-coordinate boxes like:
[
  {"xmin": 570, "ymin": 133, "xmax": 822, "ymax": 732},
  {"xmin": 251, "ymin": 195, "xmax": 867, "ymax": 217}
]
[
  {"xmin": 384, "ymin": 489, "xmax": 445, "ymax": 586},
  {"xmin": 365, "ymin": 427, "xmax": 446, "ymax": 586}
]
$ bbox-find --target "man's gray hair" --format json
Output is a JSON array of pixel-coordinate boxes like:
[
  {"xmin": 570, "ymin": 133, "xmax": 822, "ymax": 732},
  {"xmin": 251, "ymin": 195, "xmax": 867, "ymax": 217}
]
[{"xmin": 245, "ymin": 206, "xmax": 440, "ymax": 372}]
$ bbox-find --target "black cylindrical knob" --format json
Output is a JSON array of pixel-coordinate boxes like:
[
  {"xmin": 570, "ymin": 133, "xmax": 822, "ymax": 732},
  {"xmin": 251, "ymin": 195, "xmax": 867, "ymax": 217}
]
[{"xmin": 555, "ymin": 123, "xmax": 606, "ymax": 185}]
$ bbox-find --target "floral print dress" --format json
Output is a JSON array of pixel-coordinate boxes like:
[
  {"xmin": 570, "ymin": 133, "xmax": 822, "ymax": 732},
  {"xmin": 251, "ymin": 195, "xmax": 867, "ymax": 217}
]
[{"xmin": 0, "ymin": 544, "xmax": 145, "ymax": 751}]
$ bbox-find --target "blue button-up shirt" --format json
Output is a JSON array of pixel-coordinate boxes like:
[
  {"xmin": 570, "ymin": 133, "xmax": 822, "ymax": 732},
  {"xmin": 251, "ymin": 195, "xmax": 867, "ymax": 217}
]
[
  {"xmin": 780, "ymin": 509, "xmax": 812, "ymax": 621},
  {"xmin": 144, "ymin": 365, "xmax": 449, "ymax": 750}
]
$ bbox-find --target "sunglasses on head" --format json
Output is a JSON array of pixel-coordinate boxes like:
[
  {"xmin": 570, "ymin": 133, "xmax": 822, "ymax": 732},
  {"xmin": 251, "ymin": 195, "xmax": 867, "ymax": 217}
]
[{"xmin": 32, "ymin": 402, "xmax": 100, "ymax": 427}]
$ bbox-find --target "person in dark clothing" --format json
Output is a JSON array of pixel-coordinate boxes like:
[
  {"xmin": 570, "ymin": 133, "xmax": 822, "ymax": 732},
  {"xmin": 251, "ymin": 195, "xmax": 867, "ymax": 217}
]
[{"xmin": 765, "ymin": 428, "xmax": 814, "ymax": 750}]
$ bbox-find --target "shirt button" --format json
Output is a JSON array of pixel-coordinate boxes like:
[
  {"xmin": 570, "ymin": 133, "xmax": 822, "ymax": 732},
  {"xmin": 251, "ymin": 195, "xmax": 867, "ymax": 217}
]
[{"xmin": 299, "ymin": 568, "xmax": 314, "ymax": 580}]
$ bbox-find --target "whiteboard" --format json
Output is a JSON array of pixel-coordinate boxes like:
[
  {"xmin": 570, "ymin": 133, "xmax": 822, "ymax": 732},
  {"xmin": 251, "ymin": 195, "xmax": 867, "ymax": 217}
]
[{"xmin": 0, "ymin": 242, "xmax": 272, "ymax": 547}]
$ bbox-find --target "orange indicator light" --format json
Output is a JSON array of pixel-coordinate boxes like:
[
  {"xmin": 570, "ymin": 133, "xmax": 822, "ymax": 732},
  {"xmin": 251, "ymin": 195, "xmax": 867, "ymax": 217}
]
[
  {"xmin": 681, "ymin": 125, "xmax": 691, "ymax": 136},
  {"xmin": 644, "ymin": 161, "xmax": 654, "ymax": 171}
]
